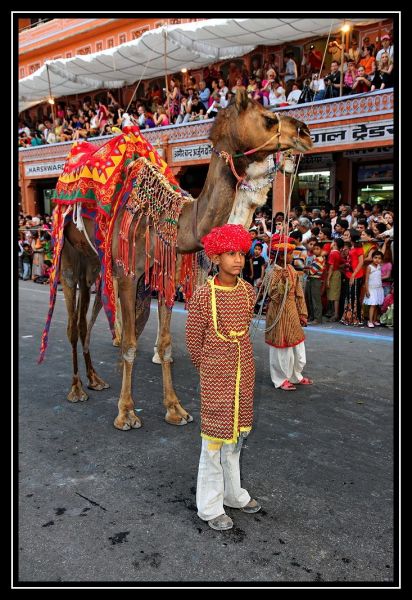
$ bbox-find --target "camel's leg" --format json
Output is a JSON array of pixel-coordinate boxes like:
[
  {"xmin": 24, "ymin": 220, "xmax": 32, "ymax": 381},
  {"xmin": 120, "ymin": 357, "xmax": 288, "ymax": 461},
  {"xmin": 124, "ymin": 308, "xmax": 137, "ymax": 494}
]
[
  {"xmin": 157, "ymin": 300, "xmax": 193, "ymax": 426},
  {"xmin": 77, "ymin": 283, "xmax": 110, "ymax": 391},
  {"xmin": 61, "ymin": 278, "xmax": 88, "ymax": 403},
  {"xmin": 114, "ymin": 276, "xmax": 142, "ymax": 431},
  {"xmin": 152, "ymin": 305, "xmax": 173, "ymax": 364},
  {"xmin": 112, "ymin": 277, "xmax": 122, "ymax": 347}
]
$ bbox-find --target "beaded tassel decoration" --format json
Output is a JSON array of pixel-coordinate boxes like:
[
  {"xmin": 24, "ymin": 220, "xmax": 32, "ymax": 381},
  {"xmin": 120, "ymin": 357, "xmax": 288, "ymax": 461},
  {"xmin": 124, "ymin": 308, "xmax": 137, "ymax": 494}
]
[{"xmin": 116, "ymin": 157, "xmax": 194, "ymax": 308}]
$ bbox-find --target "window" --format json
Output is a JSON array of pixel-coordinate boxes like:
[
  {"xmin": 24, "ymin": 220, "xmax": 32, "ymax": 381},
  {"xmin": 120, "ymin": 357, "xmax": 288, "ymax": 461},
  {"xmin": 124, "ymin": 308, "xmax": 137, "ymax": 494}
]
[
  {"xmin": 119, "ymin": 33, "xmax": 126, "ymax": 44},
  {"xmin": 107, "ymin": 38, "xmax": 114, "ymax": 48},
  {"xmin": 20, "ymin": 67, "xmax": 25, "ymax": 78},
  {"xmin": 29, "ymin": 63, "xmax": 40, "ymax": 74},
  {"xmin": 66, "ymin": 52, "xmax": 72, "ymax": 59},
  {"xmin": 96, "ymin": 41, "xmax": 103, "ymax": 52}
]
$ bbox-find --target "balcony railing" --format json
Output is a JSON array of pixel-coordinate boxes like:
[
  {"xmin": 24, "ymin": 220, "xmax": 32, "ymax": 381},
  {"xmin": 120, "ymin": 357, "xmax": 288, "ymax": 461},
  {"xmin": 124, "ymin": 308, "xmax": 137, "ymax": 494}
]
[{"xmin": 18, "ymin": 89, "xmax": 394, "ymax": 162}]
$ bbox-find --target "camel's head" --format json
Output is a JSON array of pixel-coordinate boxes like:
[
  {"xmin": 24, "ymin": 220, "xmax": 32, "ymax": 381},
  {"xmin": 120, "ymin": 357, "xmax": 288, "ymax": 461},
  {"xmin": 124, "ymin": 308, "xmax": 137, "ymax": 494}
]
[{"xmin": 210, "ymin": 88, "xmax": 313, "ymax": 157}]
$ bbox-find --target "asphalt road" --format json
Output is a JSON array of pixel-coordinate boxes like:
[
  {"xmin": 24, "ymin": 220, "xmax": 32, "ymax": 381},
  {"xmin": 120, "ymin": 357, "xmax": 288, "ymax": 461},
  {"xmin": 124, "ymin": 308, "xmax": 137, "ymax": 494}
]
[{"xmin": 16, "ymin": 280, "xmax": 396, "ymax": 586}]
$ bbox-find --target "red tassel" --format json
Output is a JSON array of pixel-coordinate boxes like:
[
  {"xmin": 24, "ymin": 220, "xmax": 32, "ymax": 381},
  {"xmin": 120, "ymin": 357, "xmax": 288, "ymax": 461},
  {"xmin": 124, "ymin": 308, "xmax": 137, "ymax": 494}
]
[{"xmin": 144, "ymin": 219, "xmax": 151, "ymax": 285}]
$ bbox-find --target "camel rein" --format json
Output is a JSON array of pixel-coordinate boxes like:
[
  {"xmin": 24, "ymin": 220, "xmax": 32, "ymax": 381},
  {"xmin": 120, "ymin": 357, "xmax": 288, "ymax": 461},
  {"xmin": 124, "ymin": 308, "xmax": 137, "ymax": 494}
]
[{"xmin": 211, "ymin": 112, "xmax": 283, "ymax": 186}]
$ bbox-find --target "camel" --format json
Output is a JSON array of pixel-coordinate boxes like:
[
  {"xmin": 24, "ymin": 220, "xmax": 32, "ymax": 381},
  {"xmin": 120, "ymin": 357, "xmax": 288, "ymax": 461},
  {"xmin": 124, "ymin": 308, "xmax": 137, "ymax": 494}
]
[{"xmin": 55, "ymin": 90, "xmax": 312, "ymax": 430}]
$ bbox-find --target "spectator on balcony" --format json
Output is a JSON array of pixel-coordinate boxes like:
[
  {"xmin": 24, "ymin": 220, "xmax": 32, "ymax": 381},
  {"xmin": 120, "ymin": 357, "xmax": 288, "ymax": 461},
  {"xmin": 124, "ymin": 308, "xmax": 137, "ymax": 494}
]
[
  {"xmin": 175, "ymin": 96, "xmax": 192, "ymax": 125},
  {"xmin": 205, "ymin": 92, "xmax": 222, "ymax": 118},
  {"xmin": 30, "ymin": 130, "xmax": 44, "ymax": 146},
  {"xmin": 165, "ymin": 78, "xmax": 182, "ymax": 121},
  {"xmin": 298, "ymin": 78, "xmax": 314, "ymax": 104},
  {"xmin": 323, "ymin": 61, "xmax": 341, "ymax": 98},
  {"xmin": 328, "ymin": 38, "xmax": 344, "ymax": 65},
  {"xmin": 217, "ymin": 78, "xmax": 229, "ymax": 104},
  {"xmin": 231, "ymin": 77, "xmax": 244, "ymax": 94},
  {"xmin": 97, "ymin": 99, "xmax": 110, "ymax": 134},
  {"xmin": 378, "ymin": 52, "xmax": 394, "ymax": 88},
  {"xmin": 307, "ymin": 44, "xmax": 323, "ymax": 74},
  {"xmin": 188, "ymin": 96, "xmax": 207, "ymax": 121},
  {"xmin": 261, "ymin": 68, "xmax": 278, "ymax": 101},
  {"xmin": 343, "ymin": 61, "xmax": 358, "ymax": 94},
  {"xmin": 88, "ymin": 109, "xmax": 100, "ymax": 135},
  {"xmin": 376, "ymin": 34, "xmax": 393, "ymax": 62},
  {"xmin": 310, "ymin": 72, "xmax": 326, "ymax": 101},
  {"xmin": 361, "ymin": 36, "xmax": 375, "ymax": 58},
  {"xmin": 188, "ymin": 76, "xmax": 198, "ymax": 92},
  {"xmin": 251, "ymin": 58, "xmax": 263, "ymax": 81},
  {"xmin": 198, "ymin": 80, "xmax": 211, "ymax": 106},
  {"xmin": 280, "ymin": 52, "xmax": 298, "ymax": 96},
  {"xmin": 351, "ymin": 66, "xmax": 372, "ymax": 94},
  {"xmin": 186, "ymin": 86, "xmax": 196, "ymax": 109},
  {"xmin": 346, "ymin": 38, "xmax": 361, "ymax": 66},
  {"xmin": 19, "ymin": 131, "xmax": 32, "ymax": 147},
  {"xmin": 287, "ymin": 82, "xmax": 302, "ymax": 104},
  {"xmin": 358, "ymin": 46, "xmax": 376, "ymax": 75},
  {"xmin": 153, "ymin": 106, "xmax": 170, "ymax": 127},
  {"xmin": 268, "ymin": 80, "xmax": 287, "ymax": 106},
  {"xmin": 56, "ymin": 103, "xmax": 65, "ymax": 121},
  {"xmin": 208, "ymin": 80, "xmax": 219, "ymax": 107}
]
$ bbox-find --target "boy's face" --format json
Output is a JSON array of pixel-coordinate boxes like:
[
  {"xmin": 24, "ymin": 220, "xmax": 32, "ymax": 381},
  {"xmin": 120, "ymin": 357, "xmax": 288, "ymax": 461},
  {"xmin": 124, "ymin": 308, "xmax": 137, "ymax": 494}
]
[
  {"xmin": 307, "ymin": 240, "xmax": 315, "ymax": 251},
  {"xmin": 212, "ymin": 251, "xmax": 246, "ymax": 276},
  {"xmin": 254, "ymin": 246, "xmax": 262, "ymax": 256},
  {"xmin": 313, "ymin": 245, "xmax": 322, "ymax": 256}
]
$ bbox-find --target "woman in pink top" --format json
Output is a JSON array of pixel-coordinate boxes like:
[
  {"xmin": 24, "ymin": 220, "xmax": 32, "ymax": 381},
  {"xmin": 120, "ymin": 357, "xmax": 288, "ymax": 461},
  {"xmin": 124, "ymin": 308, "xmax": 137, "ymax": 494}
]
[{"xmin": 153, "ymin": 106, "xmax": 170, "ymax": 127}]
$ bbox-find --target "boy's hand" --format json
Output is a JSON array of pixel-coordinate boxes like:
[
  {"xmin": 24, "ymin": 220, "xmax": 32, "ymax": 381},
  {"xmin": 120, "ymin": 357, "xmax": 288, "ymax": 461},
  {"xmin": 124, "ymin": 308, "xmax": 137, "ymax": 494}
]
[
  {"xmin": 300, "ymin": 316, "xmax": 307, "ymax": 326},
  {"xmin": 365, "ymin": 290, "xmax": 370, "ymax": 298}
]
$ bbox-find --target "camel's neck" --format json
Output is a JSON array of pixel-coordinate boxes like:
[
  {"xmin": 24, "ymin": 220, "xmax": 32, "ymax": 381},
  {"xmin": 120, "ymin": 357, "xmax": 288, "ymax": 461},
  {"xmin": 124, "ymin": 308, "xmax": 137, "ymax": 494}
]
[{"xmin": 177, "ymin": 154, "xmax": 236, "ymax": 252}]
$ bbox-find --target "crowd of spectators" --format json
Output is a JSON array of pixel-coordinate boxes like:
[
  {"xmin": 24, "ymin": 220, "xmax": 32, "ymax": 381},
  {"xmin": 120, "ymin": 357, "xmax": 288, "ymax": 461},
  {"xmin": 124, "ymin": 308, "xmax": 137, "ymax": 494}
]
[
  {"xmin": 18, "ymin": 32, "xmax": 394, "ymax": 147},
  {"xmin": 243, "ymin": 199, "xmax": 394, "ymax": 329}
]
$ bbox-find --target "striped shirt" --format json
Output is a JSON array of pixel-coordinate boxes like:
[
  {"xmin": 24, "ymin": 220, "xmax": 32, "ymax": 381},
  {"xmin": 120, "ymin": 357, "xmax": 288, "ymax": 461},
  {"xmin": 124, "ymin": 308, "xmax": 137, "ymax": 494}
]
[{"xmin": 308, "ymin": 256, "xmax": 325, "ymax": 278}]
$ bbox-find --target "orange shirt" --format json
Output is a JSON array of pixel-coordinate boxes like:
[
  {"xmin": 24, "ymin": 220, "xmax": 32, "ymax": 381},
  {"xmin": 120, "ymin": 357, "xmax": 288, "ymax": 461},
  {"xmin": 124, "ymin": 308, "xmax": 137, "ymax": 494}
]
[{"xmin": 359, "ymin": 55, "xmax": 376, "ymax": 75}]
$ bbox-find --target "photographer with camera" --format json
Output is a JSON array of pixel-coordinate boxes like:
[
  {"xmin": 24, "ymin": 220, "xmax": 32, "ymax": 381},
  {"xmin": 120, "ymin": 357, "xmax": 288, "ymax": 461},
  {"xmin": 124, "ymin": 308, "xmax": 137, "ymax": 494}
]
[
  {"xmin": 310, "ymin": 72, "xmax": 326, "ymax": 101},
  {"xmin": 323, "ymin": 61, "xmax": 341, "ymax": 99}
]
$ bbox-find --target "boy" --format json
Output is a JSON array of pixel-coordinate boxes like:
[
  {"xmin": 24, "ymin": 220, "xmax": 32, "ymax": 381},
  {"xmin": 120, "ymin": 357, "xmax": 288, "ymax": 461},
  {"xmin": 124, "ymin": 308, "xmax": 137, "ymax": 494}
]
[
  {"xmin": 306, "ymin": 242, "xmax": 326, "ymax": 324},
  {"xmin": 186, "ymin": 224, "xmax": 261, "ymax": 531},
  {"xmin": 250, "ymin": 243, "xmax": 266, "ymax": 312},
  {"xmin": 265, "ymin": 234, "xmax": 312, "ymax": 391}
]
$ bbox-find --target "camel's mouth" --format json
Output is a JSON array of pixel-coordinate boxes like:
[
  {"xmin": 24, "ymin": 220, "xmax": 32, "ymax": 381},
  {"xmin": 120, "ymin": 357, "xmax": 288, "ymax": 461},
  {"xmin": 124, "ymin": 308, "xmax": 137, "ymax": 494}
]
[{"xmin": 293, "ymin": 135, "xmax": 313, "ymax": 152}]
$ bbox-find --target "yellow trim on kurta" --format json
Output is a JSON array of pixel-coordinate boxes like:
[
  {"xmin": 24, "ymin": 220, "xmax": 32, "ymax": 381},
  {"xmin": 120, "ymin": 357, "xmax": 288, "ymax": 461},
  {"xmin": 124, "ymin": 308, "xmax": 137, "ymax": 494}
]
[{"xmin": 207, "ymin": 276, "xmax": 250, "ymax": 444}]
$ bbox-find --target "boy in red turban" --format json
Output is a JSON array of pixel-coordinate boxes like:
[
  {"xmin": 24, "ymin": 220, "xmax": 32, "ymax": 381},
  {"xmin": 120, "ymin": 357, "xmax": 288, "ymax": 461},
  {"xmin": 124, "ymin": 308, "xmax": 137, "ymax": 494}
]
[
  {"xmin": 265, "ymin": 234, "xmax": 313, "ymax": 391},
  {"xmin": 186, "ymin": 224, "xmax": 261, "ymax": 531}
]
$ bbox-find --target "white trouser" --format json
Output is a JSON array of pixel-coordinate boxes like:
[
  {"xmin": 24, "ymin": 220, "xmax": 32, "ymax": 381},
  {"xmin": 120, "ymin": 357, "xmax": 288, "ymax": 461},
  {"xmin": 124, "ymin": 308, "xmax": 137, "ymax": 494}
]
[
  {"xmin": 196, "ymin": 439, "xmax": 251, "ymax": 521},
  {"xmin": 269, "ymin": 342, "xmax": 306, "ymax": 388}
]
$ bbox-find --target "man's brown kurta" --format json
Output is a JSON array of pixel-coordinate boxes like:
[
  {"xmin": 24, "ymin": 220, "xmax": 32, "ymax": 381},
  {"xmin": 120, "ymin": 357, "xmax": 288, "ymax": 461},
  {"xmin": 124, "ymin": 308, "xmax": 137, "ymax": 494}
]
[
  {"xmin": 186, "ymin": 276, "xmax": 256, "ymax": 444},
  {"xmin": 265, "ymin": 264, "xmax": 308, "ymax": 348}
]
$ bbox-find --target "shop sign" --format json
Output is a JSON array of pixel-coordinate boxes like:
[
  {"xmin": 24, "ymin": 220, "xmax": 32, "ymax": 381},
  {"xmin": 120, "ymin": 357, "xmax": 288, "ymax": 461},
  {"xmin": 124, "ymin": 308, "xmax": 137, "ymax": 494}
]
[
  {"xmin": 25, "ymin": 162, "xmax": 66, "ymax": 177},
  {"xmin": 299, "ymin": 153, "xmax": 333, "ymax": 170},
  {"xmin": 343, "ymin": 147, "xmax": 393, "ymax": 159},
  {"xmin": 172, "ymin": 143, "xmax": 212, "ymax": 162},
  {"xmin": 358, "ymin": 163, "xmax": 393, "ymax": 182},
  {"xmin": 311, "ymin": 120, "xmax": 393, "ymax": 147}
]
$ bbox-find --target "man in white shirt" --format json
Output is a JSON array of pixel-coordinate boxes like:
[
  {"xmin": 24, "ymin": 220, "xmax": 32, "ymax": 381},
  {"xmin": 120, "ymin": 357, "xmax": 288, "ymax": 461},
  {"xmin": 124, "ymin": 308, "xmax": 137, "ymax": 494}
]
[
  {"xmin": 281, "ymin": 52, "xmax": 298, "ymax": 95},
  {"xmin": 287, "ymin": 83, "xmax": 302, "ymax": 104},
  {"xmin": 298, "ymin": 217, "xmax": 313, "ymax": 243},
  {"xmin": 376, "ymin": 34, "xmax": 393, "ymax": 62}
]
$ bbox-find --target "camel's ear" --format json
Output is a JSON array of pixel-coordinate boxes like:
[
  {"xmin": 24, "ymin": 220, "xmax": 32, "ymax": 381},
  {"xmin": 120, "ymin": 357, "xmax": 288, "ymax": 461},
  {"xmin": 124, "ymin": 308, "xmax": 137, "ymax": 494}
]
[{"xmin": 235, "ymin": 88, "xmax": 249, "ymax": 112}]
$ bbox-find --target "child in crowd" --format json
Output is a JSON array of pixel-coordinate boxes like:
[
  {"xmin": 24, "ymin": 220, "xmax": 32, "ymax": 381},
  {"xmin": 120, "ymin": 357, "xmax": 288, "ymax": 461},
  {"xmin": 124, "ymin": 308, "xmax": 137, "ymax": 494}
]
[
  {"xmin": 306, "ymin": 242, "xmax": 326, "ymax": 325},
  {"xmin": 186, "ymin": 224, "xmax": 261, "ymax": 532},
  {"xmin": 363, "ymin": 250, "xmax": 384, "ymax": 327},
  {"xmin": 21, "ymin": 243, "xmax": 33, "ymax": 280},
  {"xmin": 326, "ymin": 237, "xmax": 344, "ymax": 321}
]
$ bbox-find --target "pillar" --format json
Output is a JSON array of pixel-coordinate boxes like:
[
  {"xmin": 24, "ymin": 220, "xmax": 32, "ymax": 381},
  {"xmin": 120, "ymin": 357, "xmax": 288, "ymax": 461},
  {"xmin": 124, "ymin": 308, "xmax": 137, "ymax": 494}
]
[
  {"xmin": 272, "ymin": 172, "xmax": 291, "ymax": 218},
  {"xmin": 22, "ymin": 178, "xmax": 38, "ymax": 216}
]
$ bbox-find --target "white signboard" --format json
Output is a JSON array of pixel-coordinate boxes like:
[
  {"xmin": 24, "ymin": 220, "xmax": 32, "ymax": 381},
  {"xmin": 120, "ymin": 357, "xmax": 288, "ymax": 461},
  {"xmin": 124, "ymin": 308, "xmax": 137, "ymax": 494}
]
[
  {"xmin": 311, "ymin": 120, "xmax": 393, "ymax": 147},
  {"xmin": 25, "ymin": 162, "xmax": 66, "ymax": 177},
  {"xmin": 172, "ymin": 143, "xmax": 212, "ymax": 162},
  {"xmin": 299, "ymin": 153, "xmax": 334, "ymax": 170}
]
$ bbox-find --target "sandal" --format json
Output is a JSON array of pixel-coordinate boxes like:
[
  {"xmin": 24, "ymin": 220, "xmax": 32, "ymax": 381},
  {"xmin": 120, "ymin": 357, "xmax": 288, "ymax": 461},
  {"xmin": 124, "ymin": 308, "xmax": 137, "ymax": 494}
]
[
  {"xmin": 279, "ymin": 380, "xmax": 296, "ymax": 391},
  {"xmin": 298, "ymin": 377, "xmax": 313, "ymax": 385}
]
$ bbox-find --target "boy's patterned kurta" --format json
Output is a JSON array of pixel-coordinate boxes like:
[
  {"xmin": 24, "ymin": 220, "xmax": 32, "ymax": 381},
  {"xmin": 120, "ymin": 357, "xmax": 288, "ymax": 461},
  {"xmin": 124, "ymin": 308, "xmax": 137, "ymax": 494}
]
[
  {"xmin": 265, "ymin": 264, "xmax": 308, "ymax": 348},
  {"xmin": 186, "ymin": 276, "xmax": 256, "ymax": 444}
]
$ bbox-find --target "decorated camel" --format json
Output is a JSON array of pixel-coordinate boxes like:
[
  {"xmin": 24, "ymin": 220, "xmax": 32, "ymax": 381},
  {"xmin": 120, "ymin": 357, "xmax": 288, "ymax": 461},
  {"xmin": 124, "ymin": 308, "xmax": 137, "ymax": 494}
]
[{"xmin": 40, "ymin": 89, "xmax": 312, "ymax": 430}]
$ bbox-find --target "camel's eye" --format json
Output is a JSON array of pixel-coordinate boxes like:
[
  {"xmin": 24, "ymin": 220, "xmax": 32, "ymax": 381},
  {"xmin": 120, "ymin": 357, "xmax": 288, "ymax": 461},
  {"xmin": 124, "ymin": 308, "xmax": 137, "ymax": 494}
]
[{"xmin": 264, "ymin": 114, "xmax": 278, "ymax": 129}]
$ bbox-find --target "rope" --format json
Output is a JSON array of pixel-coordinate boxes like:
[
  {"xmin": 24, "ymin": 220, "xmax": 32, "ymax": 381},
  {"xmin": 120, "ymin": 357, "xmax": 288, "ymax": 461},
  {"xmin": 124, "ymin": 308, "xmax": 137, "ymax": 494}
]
[
  {"xmin": 319, "ymin": 20, "xmax": 335, "ymax": 77},
  {"xmin": 125, "ymin": 59, "xmax": 150, "ymax": 114},
  {"xmin": 72, "ymin": 202, "xmax": 98, "ymax": 255}
]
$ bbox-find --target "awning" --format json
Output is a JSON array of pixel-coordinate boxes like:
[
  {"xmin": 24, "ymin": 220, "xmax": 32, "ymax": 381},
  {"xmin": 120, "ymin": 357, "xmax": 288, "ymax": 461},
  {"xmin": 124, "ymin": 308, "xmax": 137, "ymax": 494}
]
[{"xmin": 19, "ymin": 17, "xmax": 382, "ymax": 112}]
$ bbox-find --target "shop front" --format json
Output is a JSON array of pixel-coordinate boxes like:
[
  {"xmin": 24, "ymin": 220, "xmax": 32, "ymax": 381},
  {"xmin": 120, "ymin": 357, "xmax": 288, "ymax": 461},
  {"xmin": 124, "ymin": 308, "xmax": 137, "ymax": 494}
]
[
  {"xmin": 343, "ymin": 147, "xmax": 394, "ymax": 208},
  {"xmin": 293, "ymin": 153, "xmax": 335, "ymax": 208}
]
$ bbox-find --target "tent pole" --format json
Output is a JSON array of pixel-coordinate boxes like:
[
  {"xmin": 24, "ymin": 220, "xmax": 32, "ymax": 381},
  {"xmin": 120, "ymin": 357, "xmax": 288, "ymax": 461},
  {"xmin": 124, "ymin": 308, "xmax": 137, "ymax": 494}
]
[
  {"xmin": 164, "ymin": 27, "xmax": 171, "ymax": 122},
  {"xmin": 46, "ymin": 64, "xmax": 56, "ymax": 123}
]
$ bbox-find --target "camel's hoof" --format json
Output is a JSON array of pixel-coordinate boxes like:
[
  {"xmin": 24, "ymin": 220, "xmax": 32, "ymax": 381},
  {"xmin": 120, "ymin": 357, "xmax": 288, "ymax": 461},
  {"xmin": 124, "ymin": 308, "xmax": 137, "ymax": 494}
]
[
  {"xmin": 165, "ymin": 413, "xmax": 193, "ymax": 426},
  {"xmin": 113, "ymin": 338, "xmax": 121, "ymax": 347},
  {"xmin": 87, "ymin": 381, "xmax": 110, "ymax": 391},
  {"xmin": 67, "ymin": 389, "xmax": 88, "ymax": 403},
  {"xmin": 113, "ymin": 414, "xmax": 142, "ymax": 431}
]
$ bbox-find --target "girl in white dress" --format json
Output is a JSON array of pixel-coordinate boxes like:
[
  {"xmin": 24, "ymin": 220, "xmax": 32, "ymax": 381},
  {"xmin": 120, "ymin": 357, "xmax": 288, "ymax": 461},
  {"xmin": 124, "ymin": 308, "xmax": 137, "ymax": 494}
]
[{"xmin": 363, "ymin": 250, "xmax": 384, "ymax": 327}]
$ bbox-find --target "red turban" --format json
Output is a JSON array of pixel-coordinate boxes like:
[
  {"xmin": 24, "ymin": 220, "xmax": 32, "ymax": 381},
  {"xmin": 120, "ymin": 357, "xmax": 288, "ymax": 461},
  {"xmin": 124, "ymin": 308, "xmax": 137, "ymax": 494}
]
[
  {"xmin": 271, "ymin": 234, "xmax": 296, "ymax": 253},
  {"xmin": 201, "ymin": 224, "xmax": 252, "ymax": 257}
]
